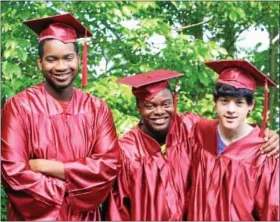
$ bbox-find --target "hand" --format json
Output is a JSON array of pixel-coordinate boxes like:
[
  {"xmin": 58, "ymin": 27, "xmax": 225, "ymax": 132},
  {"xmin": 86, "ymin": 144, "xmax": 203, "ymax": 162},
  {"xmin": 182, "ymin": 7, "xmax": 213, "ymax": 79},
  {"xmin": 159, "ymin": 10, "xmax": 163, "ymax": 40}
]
[
  {"xmin": 29, "ymin": 159, "xmax": 65, "ymax": 180},
  {"xmin": 29, "ymin": 159, "xmax": 48, "ymax": 172},
  {"xmin": 260, "ymin": 128, "xmax": 279, "ymax": 159}
]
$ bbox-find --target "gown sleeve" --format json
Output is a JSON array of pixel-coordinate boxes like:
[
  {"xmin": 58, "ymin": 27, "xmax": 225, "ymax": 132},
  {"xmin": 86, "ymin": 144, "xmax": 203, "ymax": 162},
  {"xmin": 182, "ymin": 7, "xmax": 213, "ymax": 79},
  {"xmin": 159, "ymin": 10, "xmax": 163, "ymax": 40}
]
[
  {"xmin": 254, "ymin": 158, "xmax": 279, "ymax": 221},
  {"xmin": 181, "ymin": 112, "xmax": 204, "ymax": 136},
  {"xmin": 63, "ymin": 101, "xmax": 121, "ymax": 211},
  {"xmin": 102, "ymin": 149, "xmax": 131, "ymax": 220},
  {"xmin": 1, "ymin": 97, "xmax": 67, "ymax": 221}
]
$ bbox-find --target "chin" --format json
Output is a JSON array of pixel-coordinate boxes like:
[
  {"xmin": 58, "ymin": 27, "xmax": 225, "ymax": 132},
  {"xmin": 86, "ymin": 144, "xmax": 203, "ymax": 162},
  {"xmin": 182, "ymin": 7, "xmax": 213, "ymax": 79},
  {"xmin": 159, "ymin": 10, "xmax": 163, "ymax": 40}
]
[
  {"xmin": 152, "ymin": 124, "xmax": 170, "ymax": 133},
  {"xmin": 222, "ymin": 122, "xmax": 241, "ymax": 131},
  {"xmin": 48, "ymin": 80, "xmax": 73, "ymax": 90}
]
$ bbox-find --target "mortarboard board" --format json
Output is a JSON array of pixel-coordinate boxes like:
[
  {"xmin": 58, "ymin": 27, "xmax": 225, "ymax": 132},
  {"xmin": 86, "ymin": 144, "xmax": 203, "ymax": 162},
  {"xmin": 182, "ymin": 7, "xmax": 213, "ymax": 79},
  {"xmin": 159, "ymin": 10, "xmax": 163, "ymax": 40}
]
[
  {"xmin": 23, "ymin": 13, "xmax": 92, "ymax": 87},
  {"xmin": 204, "ymin": 59, "xmax": 277, "ymax": 137},
  {"xmin": 117, "ymin": 69, "xmax": 184, "ymax": 111}
]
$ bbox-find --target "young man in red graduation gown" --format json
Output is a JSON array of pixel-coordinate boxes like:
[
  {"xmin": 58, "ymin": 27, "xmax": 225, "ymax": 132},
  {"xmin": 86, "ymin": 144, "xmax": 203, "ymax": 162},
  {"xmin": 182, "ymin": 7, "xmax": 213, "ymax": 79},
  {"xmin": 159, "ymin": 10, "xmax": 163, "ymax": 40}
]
[
  {"xmin": 187, "ymin": 60, "xmax": 279, "ymax": 221},
  {"xmin": 1, "ymin": 14, "xmax": 120, "ymax": 221},
  {"xmin": 102, "ymin": 69, "xmax": 279, "ymax": 220}
]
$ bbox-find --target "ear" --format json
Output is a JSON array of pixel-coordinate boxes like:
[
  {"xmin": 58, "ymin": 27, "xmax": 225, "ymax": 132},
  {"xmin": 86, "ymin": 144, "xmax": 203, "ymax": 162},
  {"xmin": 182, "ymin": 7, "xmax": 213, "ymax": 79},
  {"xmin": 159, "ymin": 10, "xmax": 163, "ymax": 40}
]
[{"xmin": 37, "ymin": 58, "xmax": 42, "ymax": 71}]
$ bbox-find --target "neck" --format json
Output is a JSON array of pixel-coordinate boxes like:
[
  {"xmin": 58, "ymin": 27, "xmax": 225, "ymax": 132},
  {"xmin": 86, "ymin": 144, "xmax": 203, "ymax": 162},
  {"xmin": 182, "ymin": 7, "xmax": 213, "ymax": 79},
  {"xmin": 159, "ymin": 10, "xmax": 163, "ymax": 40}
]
[
  {"xmin": 43, "ymin": 82, "xmax": 73, "ymax": 102},
  {"xmin": 141, "ymin": 124, "xmax": 168, "ymax": 146},
  {"xmin": 218, "ymin": 122, "xmax": 253, "ymax": 145}
]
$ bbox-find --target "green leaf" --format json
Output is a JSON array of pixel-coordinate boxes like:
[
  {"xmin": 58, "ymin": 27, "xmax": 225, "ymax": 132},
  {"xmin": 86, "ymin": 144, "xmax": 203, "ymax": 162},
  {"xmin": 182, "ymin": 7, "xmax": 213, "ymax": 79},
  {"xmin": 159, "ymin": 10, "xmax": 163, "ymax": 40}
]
[
  {"xmin": 5, "ymin": 40, "xmax": 18, "ymax": 49},
  {"xmin": 2, "ymin": 62, "xmax": 21, "ymax": 79},
  {"xmin": 136, "ymin": 2, "xmax": 156, "ymax": 9},
  {"xmin": 113, "ymin": 9, "xmax": 123, "ymax": 18},
  {"xmin": 122, "ymin": 6, "xmax": 135, "ymax": 17},
  {"xmin": 235, "ymin": 8, "xmax": 245, "ymax": 19},
  {"xmin": 229, "ymin": 11, "xmax": 237, "ymax": 22},
  {"xmin": 15, "ymin": 48, "xmax": 28, "ymax": 62},
  {"xmin": 3, "ymin": 49, "xmax": 14, "ymax": 59},
  {"xmin": 19, "ymin": 10, "xmax": 30, "ymax": 20},
  {"xmin": 17, "ymin": 38, "xmax": 32, "ymax": 48}
]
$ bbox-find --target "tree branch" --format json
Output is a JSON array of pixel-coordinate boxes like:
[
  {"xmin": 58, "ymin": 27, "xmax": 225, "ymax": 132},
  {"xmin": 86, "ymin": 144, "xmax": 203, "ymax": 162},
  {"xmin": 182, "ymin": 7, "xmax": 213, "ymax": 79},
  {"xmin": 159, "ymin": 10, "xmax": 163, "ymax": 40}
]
[{"xmin": 174, "ymin": 17, "xmax": 212, "ymax": 32}]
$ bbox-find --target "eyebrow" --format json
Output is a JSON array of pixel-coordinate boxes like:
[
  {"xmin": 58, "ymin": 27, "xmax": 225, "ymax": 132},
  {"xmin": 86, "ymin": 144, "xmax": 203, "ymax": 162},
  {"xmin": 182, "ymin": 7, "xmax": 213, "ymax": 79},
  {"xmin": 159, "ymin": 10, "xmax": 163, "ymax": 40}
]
[
  {"xmin": 44, "ymin": 55, "xmax": 57, "ymax": 59},
  {"xmin": 64, "ymin": 53, "xmax": 75, "ymax": 56},
  {"xmin": 45, "ymin": 53, "xmax": 75, "ymax": 58},
  {"xmin": 144, "ymin": 99, "xmax": 172, "ymax": 105}
]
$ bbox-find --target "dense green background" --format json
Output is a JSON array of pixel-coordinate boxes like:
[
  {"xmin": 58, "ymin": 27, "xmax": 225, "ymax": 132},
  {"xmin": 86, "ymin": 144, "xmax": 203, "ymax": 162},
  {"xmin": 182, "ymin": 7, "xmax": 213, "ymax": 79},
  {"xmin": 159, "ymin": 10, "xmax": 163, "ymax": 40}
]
[{"xmin": 1, "ymin": 1, "xmax": 279, "ymax": 220}]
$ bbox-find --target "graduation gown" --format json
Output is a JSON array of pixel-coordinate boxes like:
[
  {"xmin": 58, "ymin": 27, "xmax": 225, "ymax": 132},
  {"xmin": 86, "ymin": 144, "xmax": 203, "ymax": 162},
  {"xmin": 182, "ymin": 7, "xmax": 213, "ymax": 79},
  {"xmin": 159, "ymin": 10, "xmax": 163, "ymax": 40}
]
[
  {"xmin": 1, "ymin": 83, "xmax": 120, "ymax": 221},
  {"xmin": 188, "ymin": 119, "xmax": 279, "ymax": 221},
  {"xmin": 103, "ymin": 112, "xmax": 201, "ymax": 221}
]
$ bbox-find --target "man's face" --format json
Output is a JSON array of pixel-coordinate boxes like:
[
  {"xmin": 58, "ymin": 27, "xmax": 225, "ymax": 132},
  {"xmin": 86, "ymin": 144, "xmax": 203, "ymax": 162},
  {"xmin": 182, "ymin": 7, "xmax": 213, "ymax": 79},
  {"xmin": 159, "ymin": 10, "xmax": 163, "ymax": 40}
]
[
  {"xmin": 215, "ymin": 96, "xmax": 254, "ymax": 131},
  {"xmin": 37, "ymin": 39, "xmax": 80, "ymax": 90},
  {"xmin": 137, "ymin": 88, "xmax": 175, "ymax": 134}
]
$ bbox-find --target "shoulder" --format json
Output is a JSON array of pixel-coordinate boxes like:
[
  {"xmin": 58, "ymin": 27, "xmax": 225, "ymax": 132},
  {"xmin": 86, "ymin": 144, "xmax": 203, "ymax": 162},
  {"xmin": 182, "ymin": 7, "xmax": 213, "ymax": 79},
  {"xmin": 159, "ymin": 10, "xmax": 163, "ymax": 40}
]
[
  {"xmin": 2, "ymin": 84, "xmax": 43, "ymax": 113},
  {"xmin": 253, "ymin": 154, "xmax": 279, "ymax": 176},
  {"xmin": 178, "ymin": 112, "xmax": 204, "ymax": 132},
  {"xmin": 119, "ymin": 126, "xmax": 143, "ymax": 160},
  {"xmin": 193, "ymin": 119, "xmax": 218, "ymax": 145},
  {"xmin": 195, "ymin": 118, "xmax": 218, "ymax": 135},
  {"xmin": 195, "ymin": 118, "xmax": 217, "ymax": 130},
  {"xmin": 73, "ymin": 87, "xmax": 111, "ymax": 114},
  {"xmin": 245, "ymin": 127, "xmax": 279, "ymax": 168}
]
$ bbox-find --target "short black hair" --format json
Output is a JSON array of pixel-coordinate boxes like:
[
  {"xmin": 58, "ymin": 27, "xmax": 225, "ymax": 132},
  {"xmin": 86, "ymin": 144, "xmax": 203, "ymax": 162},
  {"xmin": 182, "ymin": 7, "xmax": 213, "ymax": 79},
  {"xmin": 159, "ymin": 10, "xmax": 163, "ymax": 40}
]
[
  {"xmin": 38, "ymin": 38, "xmax": 79, "ymax": 58},
  {"xmin": 214, "ymin": 83, "xmax": 254, "ymax": 105}
]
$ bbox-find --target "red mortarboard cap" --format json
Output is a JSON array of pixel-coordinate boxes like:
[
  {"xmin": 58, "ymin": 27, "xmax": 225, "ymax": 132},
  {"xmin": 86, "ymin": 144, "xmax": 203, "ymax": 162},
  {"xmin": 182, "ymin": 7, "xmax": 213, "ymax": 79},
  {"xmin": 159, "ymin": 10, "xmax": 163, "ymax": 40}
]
[
  {"xmin": 204, "ymin": 59, "xmax": 277, "ymax": 91},
  {"xmin": 117, "ymin": 69, "xmax": 183, "ymax": 113},
  {"xmin": 23, "ymin": 13, "xmax": 92, "ymax": 42},
  {"xmin": 117, "ymin": 69, "xmax": 183, "ymax": 101},
  {"xmin": 204, "ymin": 59, "xmax": 277, "ymax": 137},
  {"xmin": 23, "ymin": 13, "xmax": 92, "ymax": 87}
]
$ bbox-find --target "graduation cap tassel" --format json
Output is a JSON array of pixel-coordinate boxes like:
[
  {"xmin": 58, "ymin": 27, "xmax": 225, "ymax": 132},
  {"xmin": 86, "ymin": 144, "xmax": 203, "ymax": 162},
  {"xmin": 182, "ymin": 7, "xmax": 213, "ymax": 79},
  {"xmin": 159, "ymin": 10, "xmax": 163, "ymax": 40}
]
[
  {"xmin": 82, "ymin": 30, "xmax": 88, "ymax": 87},
  {"xmin": 260, "ymin": 79, "xmax": 269, "ymax": 137},
  {"xmin": 173, "ymin": 79, "xmax": 180, "ymax": 113}
]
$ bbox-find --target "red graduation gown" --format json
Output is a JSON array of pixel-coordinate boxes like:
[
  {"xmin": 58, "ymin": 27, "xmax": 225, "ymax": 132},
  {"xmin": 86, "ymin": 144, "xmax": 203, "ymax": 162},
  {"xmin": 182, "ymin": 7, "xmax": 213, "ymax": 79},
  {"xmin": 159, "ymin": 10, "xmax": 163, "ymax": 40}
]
[
  {"xmin": 188, "ymin": 119, "xmax": 279, "ymax": 221},
  {"xmin": 103, "ymin": 112, "xmax": 201, "ymax": 221},
  {"xmin": 1, "ymin": 83, "xmax": 120, "ymax": 221}
]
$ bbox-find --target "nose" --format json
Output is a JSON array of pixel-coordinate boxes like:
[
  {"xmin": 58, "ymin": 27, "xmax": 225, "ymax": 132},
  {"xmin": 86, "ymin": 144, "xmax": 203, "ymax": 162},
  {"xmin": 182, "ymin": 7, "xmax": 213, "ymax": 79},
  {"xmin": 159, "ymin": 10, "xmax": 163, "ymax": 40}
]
[
  {"xmin": 55, "ymin": 59, "xmax": 67, "ymax": 71},
  {"xmin": 154, "ymin": 106, "xmax": 164, "ymax": 115},
  {"xmin": 226, "ymin": 101, "xmax": 236, "ymax": 114}
]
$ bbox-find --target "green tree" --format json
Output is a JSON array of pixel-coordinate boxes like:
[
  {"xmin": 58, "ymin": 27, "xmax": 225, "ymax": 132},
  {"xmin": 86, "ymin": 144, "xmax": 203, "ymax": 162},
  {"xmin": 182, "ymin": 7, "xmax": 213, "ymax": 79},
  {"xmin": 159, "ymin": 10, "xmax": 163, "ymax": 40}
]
[{"xmin": 1, "ymin": 1, "xmax": 279, "ymax": 220}]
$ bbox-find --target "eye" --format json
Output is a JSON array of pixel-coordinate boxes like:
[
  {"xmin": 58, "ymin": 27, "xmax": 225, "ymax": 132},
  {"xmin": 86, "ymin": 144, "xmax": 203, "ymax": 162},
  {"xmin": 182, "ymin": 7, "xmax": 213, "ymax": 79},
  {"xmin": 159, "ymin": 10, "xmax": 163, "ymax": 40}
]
[
  {"xmin": 220, "ymin": 97, "xmax": 228, "ymax": 103},
  {"xmin": 163, "ymin": 102, "xmax": 171, "ymax": 108},
  {"xmin": 145, "ymin": 104, "xmax": 153, "ymax": 110},
  {"xmin": 45, "ymin": 57, "xmax": 56, "ymax": 62},
  {"xmin": 65, "ymin": 55, "xmax": 74, "ymax": 61},
  {"xmin": 236, "ymin": 100, "xmax": 245, "ymax": 105}
]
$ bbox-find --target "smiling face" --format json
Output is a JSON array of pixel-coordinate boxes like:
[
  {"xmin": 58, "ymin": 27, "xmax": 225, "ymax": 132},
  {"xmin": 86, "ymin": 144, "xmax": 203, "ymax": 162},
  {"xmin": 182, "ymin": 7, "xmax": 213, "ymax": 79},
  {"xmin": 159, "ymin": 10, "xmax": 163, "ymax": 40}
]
[
  {"xmin": 215, "ymin": 96, "xmax": 254, "ymax": 131},
  {"xmin": 137, "ymin": 88, "xmax": 175, "ymax": 135},
  {"xmin": 37, "ymin": 39, "xmax": 80, "ymax": 91}
]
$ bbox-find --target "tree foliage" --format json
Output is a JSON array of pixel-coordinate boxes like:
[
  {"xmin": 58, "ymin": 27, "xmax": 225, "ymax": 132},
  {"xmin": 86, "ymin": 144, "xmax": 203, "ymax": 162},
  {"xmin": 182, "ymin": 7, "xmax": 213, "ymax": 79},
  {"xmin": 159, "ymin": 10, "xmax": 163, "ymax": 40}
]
[{"xmin": 1, "ymin": 1, "xmax": 279, "ymax": 220}]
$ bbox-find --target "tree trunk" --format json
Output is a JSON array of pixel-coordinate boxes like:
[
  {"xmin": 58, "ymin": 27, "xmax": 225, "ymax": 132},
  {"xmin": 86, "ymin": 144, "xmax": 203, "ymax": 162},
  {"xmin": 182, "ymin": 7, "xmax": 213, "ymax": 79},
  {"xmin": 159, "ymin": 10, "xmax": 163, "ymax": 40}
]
[{"xmin": 268, "ymin": 27, "xmax": 279, "ymax": 131}]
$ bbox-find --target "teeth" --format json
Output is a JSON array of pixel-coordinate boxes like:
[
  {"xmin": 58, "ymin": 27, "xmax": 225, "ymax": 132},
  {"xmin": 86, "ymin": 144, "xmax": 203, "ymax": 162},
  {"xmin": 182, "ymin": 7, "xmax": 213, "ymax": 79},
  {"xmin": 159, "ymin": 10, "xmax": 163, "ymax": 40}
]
[{"xmin": 152, "ymin": 118, "xmax": 166, "ymax": 124}]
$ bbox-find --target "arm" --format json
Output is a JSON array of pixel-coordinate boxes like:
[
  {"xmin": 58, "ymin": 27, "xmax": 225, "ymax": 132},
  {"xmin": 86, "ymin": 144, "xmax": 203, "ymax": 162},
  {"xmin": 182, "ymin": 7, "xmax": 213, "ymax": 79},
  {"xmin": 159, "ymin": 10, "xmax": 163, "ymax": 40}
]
[
  {"xmin": 1, "ymin": 98, "xmax": 66, "ymax": 220},
  {"xmin": 62, "ymin": 101, "xmax": 120, "ymax": 211},
  {"xmin": 29, "ymin": 159, "xmax": 65, "ymax": 180},
  {"xmin": 254, "ymin": 159, "xmax": 279, "ymax": 220},
  {"xmin": 181, "ymin": 112, "xmax": 204, "ymax": 135},
  {"xmin": 102, "ymin": 150, "xmax": 131, "ymax": 220},
  {"xmin": 182, "ymin": 112, "xmax": 279, "ymax": 158}
]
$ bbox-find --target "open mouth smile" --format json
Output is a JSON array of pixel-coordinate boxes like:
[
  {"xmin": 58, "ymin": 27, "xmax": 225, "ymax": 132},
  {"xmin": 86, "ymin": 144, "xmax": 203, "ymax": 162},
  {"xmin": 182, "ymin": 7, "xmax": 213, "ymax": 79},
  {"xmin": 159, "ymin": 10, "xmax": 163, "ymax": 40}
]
[
  {"xmin": 224, "ymin": 116, "xmax": 238, "ymax": 123},
  {"xmin": 52, "ymin": 73, "xmax": 71, "ymax": 81},
  {"xmin": 151, "ymin": 117, "xmax": 169, "ymax": 125}
]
